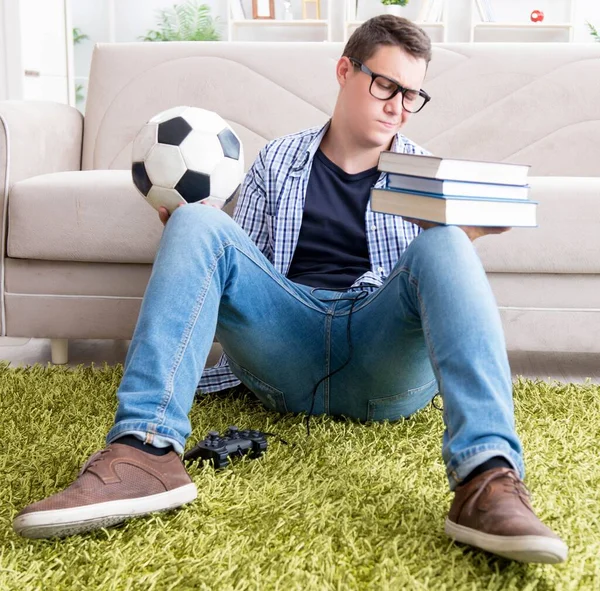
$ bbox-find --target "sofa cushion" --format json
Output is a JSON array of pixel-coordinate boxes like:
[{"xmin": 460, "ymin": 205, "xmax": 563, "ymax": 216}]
[
  {"xmin": 82, "ymin": 42, "xmax": 600, "ymax": 176},
  {"xmin": 8, "ymin": 170, "xmax": 164, "ymax": 263},
  {"xmin": 8, "ymin": 171, "xmax": 600, "ymax": 273}
]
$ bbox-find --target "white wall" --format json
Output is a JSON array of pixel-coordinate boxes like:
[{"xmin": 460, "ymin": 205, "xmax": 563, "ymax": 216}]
[
  {"xmin": 573, "ymin": 0, "xmax": 600, "ymax": 41},
  {"xmin": 114, "ymin": 0, "xmax": 223, "ymax": 42},
  {"xmin": 72, "ymin": 0, "xmax": 223, "ymax": 77},
  {"xmin": 71, "ymin": 0, "xmax": 221, "ymax": 109},
  {"xmin": 0, "ymin": 0, "xmax": 6, "ymax": 100}
]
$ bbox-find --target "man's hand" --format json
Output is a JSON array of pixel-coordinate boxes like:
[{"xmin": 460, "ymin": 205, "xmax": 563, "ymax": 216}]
[
  {"xmin": 158, "ymin": 201, "xmax": 221, "ymax": 227},
  {"xmin": 403, "ymin": 217, "xmax": 511, "ymax": 242},
  {"xmin": 158, "ymin": 204, "xmax": 186, "ymax": 227}
]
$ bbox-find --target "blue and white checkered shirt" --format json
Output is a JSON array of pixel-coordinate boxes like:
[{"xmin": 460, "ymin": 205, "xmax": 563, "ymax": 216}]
[{"xmin": 197, "ymin": 120, "xmax": 430, "ymax": 394}]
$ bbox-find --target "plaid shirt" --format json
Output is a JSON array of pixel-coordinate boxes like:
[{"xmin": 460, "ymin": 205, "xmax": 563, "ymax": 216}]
[{"xmin": 198, "ymin": 120, "xmax": 430, "ymax": 394}]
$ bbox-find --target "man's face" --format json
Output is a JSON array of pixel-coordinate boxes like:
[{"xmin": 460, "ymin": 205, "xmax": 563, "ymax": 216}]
[{"xmin": 337, "ymin": 44, "xmax": 428, "ymax": 149}]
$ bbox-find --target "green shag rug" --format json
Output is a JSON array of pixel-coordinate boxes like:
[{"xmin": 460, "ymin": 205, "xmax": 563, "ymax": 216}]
[{"xmin": 1, "ymin": 362, "xmax": 599, "ymax": 591}]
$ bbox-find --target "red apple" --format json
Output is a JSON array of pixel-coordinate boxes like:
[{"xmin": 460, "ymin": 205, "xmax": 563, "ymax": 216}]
[{"xmin": 530, "ymin": 10, "xmax": 544, "ymax": 23}]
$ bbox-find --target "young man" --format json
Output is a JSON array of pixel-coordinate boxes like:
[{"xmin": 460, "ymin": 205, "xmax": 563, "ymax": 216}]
[{"xmin": 14, "ymin": 16, "xmax": 567, "ymax": 564}]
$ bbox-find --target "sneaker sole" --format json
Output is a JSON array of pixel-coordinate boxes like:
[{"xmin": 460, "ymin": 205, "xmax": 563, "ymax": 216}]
[
  {"xmin": 13, "ymin": 483, "xmax": 198, "ymax": 539},
  {"xmin": 445, "ymin": 518, "xmax": 568, "ymax": 564}
]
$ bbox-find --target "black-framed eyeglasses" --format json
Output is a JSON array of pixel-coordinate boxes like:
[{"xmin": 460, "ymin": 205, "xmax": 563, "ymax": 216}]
[{"xmin": 348, "ymin": 57, "xmax": 431, "ymax": 114}]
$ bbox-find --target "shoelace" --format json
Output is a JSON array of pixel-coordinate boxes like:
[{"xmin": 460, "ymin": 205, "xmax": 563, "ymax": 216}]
[
  {"xmin": 77, "ymin": 448, "xmax": 111, "ymax": 477},
  {"xmin": 469, "ymin": 468, "xmax": 532, "ymax": 508},
  {"xmin": 505, "ymin": 471, "xmax": 532, "ymax": 502}
]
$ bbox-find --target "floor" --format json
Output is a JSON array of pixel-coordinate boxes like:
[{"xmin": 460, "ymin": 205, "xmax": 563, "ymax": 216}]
[{"xmin": 0, "ymin": 337, "xmax": 599, "ymax": 384}]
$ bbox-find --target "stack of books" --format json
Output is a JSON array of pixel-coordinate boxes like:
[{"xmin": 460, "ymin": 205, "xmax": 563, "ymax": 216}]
[{"xmin": 370, "ymin": 152, "xmax": 537, "ymax": 228}]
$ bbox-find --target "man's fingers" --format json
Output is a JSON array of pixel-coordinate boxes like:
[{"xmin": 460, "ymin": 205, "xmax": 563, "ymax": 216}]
[
  {"xmin": 158, "ymin": 203, "xmax": 187, "ymax": 226},
  {"xmin": 158, "ymin": 207, "xmax": 171, "ymax": 226},
  {"xmin": 403, "ymin": 217, "xmax": 439, "ymax": 230},
  {"xmin": 480, "ymin": 226, "xmax": 511, "ymax": 236}
]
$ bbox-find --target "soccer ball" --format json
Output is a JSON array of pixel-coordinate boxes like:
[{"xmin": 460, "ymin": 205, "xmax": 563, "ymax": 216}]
[{"xmin": 131, "ymin": 106, "xmax": 244, "ymax": 213}]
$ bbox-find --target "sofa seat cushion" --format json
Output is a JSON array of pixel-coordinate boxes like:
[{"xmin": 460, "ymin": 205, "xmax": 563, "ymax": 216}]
[
  {"xmin": 8, "ymin": 172, "xmax": 600, "ymax": 273},
  {"xmin": 8, "ymin": 170, "xmax": 164, "ymax": 263}
]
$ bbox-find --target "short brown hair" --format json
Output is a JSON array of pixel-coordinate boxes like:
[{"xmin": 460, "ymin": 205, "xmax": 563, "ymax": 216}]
[{"xmin": 342, "ymin": 15, "xmax": 432, "ymax": 65}]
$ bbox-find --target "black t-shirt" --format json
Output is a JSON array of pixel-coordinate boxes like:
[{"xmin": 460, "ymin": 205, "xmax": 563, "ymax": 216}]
[{"xmin": 287, "ymin": 148, "xmax": 379, "ymax": 289}]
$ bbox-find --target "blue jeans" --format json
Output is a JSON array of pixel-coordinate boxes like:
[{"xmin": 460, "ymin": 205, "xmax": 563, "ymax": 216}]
[{"xmin": 106, "ymin": 204, "xmax": 524, "ymax": 491}]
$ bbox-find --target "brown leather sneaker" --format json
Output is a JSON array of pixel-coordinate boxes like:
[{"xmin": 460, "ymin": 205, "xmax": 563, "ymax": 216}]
[
  {"xmin": 445, "ymin": 467, "xmax": 568, "ymax": 563},
  {"xmin": 13, "ymin": 443, "xmax": 197, "ymax": 539}
]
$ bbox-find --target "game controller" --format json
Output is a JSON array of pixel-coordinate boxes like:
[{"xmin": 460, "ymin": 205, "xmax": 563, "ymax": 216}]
[{"xmin": 183, "ymin": 426, "xmax": 269, "ymax": 469}]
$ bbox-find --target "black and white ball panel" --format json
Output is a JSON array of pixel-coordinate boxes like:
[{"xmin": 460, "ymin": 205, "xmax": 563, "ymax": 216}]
[
  {"xmin": 217, "ymin": 128, "xmax": 240, "ymax": 160},
  {"xmin": 157, "ymin": 117, "xmax": 193, "ymax": 146},
  {"xmin": 149, "ymin": 105, "xmax": 189, "ymax": 124},
  {"xmin": 175, "ymin": 170, "xmax": 211, "ymax": 203},
  {"xmin": 177, "ymin": 108, "xmax": 228, "ymax": 135},
  {"xmin": 145, "ymin": 144, "xmax": 187, "ymax": 189},
  {"xmin": 146, "ymin": 186, "xmax": 186, "ymax": 212},
  {"xmin": 210, "ymin": 157, "xmax": 245, "ymax": 200},
  {"xmin": 131, "ymin": 162, "xmax": 152, "ymax": 197},
  {"xmin": 179, "ymin": 132, "xmax": 225, "ymax": 173}
]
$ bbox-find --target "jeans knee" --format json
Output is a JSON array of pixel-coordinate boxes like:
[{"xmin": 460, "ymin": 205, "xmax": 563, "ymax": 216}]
[
  {"xmin": 160, "ymin": 204, "xmax": 240, "ymax": 258},
  {"xmin": 413, "ymin": 225, "xmax": 471, "ymax": 256},
  {"xmin": 403, "ymin": 225, "xmax": 478, "ymax": 276},
  {"xmin": 170, "ymin": 203, "xmax": 235, "ymax": 236},
  {"xmin": 172, "ymin": 202, "xmax": 226, "ymax": 223},
  {"xmin": 423, "ymin": 224, "xmax": 467, "ymax": 243}
]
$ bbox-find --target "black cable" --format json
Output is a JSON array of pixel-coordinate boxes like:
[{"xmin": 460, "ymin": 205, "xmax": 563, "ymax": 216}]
[
  {"xmin": 303, "ymin": 287, "xmax": 369, "ymax": 437},
  {"xmin": 222, "ymin": 286, "xmax": 371, "ymax": 449},
  {"xmin": 228, "ymin": 284, "xmax": 442, "ymax": 454}
]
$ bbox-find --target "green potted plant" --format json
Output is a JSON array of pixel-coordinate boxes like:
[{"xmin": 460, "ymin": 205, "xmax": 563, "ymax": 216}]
[
  {"xmin": 587, "ymin": 21, "xmax": 600, "ymax": 42},
  {"xmin": 141, "ymin": 0, "xmax": 220, "ymax": 42},
  {"xmin": 72, "ymin": 28, "xmax": 89, "ymax": 106},
  {"xmin": 381, "ymin": 0, "xmax": 409, "ymax": 17}
]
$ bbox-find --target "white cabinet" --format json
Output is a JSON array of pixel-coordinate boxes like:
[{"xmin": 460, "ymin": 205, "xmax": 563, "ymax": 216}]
[
  {"xmin": 469, "ymin": 0, "xmax": 577, "ymax": 42},
  {"xmin": 0, "ymin": 0, "xmax": 74, "ymax": 103}
]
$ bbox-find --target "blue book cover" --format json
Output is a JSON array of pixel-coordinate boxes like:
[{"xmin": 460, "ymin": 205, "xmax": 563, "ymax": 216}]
[
  {"xmin": 380, "ymin": 186, "xmax": 538, "ymax": 205},
  {"xmin": 370, "ymin": 187, "xmax": 538, "ymax": 227},
  {"xmin": 386, "ymin": 173, "xmax": 529, "ymax": 200}
]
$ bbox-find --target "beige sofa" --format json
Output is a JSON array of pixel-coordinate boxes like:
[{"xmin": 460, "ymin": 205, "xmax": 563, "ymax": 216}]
[{"xmin": 1, "ymin": 41, "xmax": 599, "ymax": 364}]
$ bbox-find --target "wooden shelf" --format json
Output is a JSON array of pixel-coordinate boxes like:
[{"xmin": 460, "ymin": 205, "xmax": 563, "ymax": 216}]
[
  {"xmin": 230, "ymin": 19, "xmax": 327, "ymax": 27},
  {"xmin": 473, "ymin": 22, "xmax": 573, "ymax": 29},
  {"xmin": 345, "ymin": 20, "xmax": 447, "ymax": 43},
  {"xmin": 346, "ymin": 20, "xmax": 445, "ymax": 28}
]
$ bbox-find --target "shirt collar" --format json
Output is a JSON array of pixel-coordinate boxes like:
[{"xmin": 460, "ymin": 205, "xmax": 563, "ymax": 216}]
[{"xmin": 291, "ymin": 119, "xmax": 402, "ymax": 175}]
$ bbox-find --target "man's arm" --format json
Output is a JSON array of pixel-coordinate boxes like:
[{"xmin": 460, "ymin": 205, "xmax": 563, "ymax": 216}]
[
  {"xmin": 403, "ymin": 217, "xmax": 510, "ymax": 242},
  {"xmin": 232, "ymin": 146, "xmax": 273, "ymax": 260}
]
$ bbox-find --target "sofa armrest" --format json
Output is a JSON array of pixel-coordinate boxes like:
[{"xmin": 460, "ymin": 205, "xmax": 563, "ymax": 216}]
[
  {"xmin": 0, "ymin": 100, "xmax": 83, "ymax": 336},
  {"xmin": 0, "ymin": 101, "xmax": 83, "ymax": 190}
]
